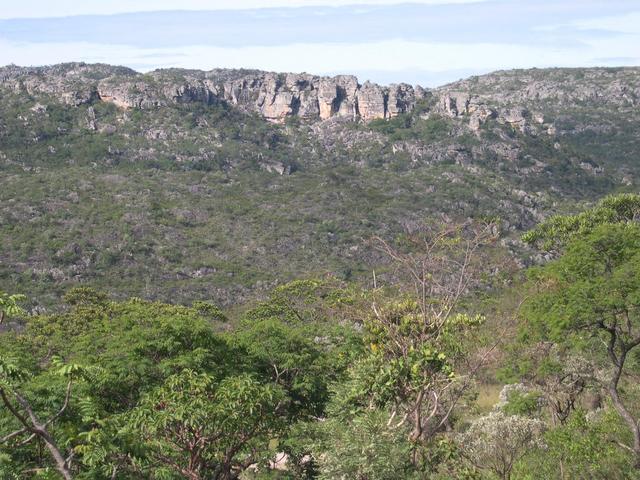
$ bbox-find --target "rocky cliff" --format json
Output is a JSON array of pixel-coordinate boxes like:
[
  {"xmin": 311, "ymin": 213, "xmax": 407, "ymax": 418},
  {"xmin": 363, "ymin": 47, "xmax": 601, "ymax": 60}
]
[
  {"xmin": 0, "ymin": 63, "xmax": 428, "ymax": 123},
  {"xmin": 4, "ymin": 63, "xmax": 638, "ymax": 136}
]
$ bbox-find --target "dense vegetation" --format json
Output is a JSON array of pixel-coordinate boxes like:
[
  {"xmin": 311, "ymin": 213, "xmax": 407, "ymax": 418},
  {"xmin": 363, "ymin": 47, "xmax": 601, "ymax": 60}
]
[
  {"xmin": 2, "ymin": 64, "xmax": 640, "ymax": 477},
  {"xmin": 2, "ymin": 194, "xmax": 640, "ymax": 478}
]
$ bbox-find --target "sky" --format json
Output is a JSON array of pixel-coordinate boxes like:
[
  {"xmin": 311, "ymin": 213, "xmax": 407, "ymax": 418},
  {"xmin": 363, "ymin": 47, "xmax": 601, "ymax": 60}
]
[{"xmin": 0, "ymin": 0, "xmax": 639, "ymax": 86}]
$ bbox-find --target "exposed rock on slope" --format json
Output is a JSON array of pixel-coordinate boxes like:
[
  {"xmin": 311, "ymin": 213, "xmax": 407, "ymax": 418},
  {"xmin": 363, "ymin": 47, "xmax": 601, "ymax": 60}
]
[
  {"xmin": 0, "ymin": 63, "xmax": 426, "ymax": 123},
  {"xmin": 3, "ymin": 64, "xmax": 640, "ymax": 134}
]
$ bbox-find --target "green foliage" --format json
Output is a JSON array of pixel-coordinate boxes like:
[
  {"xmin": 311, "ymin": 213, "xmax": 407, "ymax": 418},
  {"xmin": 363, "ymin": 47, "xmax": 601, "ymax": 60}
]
[
  {"xmin": 0, "ymin": 282, "xmax": 364, "ymax": 478},
  {"xmin": 0, "ymin": 356, "xmax": 28, "ymax": 385},
  {"xmin": 63, "ymin": 286, "xmax": 109, "ymax": 307},
  {"xmin": 527, "ymin": 409, "xmax": 638, "ymax": 479},
  {"xmin": 192, "ymin": 300, "xmax": 228, "ymax": 323},
  {"xmin": 353, "ymin": 298, "xmax": 484, "ymax": 412},
  {"xmin": 126, "ymin": 369, "xmax": 284, "ymax": 478},
  {"xmin": 311, "ymin": 409, "xmax": 417, "ymax": 480},
  {"xmin": 232, "ymin": 280, "xmax": 362, "ymax": 419},
  {"xmin": 4, "ymin": 215, "xmax": 639, "ymax": 480},
  {"xmin": 521, "ymin": 199, "xmax": 640, "ymax": 467},
  {"xmin": 523, "ymin": 222, "xmax": 640, "ymax": 340},
  {"xmin": 522, "ymin": 193, "xmax": 640, "ymax": 250},
  {"xmin": 502, "ymin": 390, "xmax": 542, "ymax": 417},
  {"xmin": 368, "ymin": 111, "xmax": 451, "ymax": 142},
  {"xmin": 0, "ymin": 291, "xmax": 26, "ymax": 322}
]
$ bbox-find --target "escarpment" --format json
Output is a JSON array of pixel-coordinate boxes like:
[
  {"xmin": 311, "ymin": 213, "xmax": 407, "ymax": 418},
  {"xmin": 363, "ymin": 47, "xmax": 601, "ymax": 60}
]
[
  {"xmin": 1, "ymin": 63, "xmax": 639, "ymax": 136},
  {"xmin": 0, "ymin": 63, "xmax": 428, "ymax": 124}
]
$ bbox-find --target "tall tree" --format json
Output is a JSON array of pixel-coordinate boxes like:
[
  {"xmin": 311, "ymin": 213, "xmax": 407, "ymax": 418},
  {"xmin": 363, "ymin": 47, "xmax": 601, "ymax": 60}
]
[
  {"xmin": 523, "ymin": 194, "xmax": 640, "ymax": 466},
  {"xmin": 127, "ymin": 370, "xmax": 284, "ymax": 479}
]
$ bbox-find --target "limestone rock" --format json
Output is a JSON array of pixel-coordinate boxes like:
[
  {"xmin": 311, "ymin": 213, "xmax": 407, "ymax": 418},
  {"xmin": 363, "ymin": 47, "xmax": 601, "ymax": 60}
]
[
  {"xmin": 387, "ymin": 83, "xmax": 417, "ymax": 118},
  {"xmin": 30, "ymin": 103, "xmax": 47, "ymax": 113},
  {"xmin": 498, "ymin": 107, "xmax": 530, "ymax": 132},
  {"xmin": 333, "ymin": 75, "xmax": 359, "ymax": 120},
  {"xmin": 285, "ymin": 73, "xmax": 319, "ymax": 118},
  {"xmin": 260, "ymin": 73, "xmax": 296, "ymax": 121},
  {"xmin": 85, "ymin": 106, "xmax": 97, "ymax": 131},
  {"xmin": 439, "ymin": 92, "xmax": 471, "ymax": 117},
  {"xmin": 469, "ymin": 105, "xmax": 496, "ymax": 131},
  {"xmin": 97, "ymin": 78, "xmax": 166, "ymax": 109},
  {"xmin": 317, "ymin": 76, "xmax": 359, "ymax": 120},
  {"xmin": 356, "ymin": 81, "xmax": 386, "ymax": 121},
  {"xmin": 0, "ymin": 63, "xmax": 437, "ymax": 124},
  {"xmin": 317, "ymin": 78, "xmax": 339, "ymax": 120}
]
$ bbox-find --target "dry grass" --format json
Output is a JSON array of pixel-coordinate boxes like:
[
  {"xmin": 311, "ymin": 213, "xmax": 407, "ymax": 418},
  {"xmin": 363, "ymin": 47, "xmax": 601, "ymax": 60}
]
[{"xmin": 475, "ymin": 383, "xmax": 503, "ymax": 413}]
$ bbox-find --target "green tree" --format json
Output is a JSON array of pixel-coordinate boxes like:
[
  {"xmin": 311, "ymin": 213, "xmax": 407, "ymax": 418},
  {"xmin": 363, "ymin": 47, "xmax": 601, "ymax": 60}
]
[
  {"xmin": 126, "ymin": 369, "xmax": 284, "ymax": 480},
  {"xmin": 231, "ymin": 280, "xmax": 361, "ymax": 421},
  {"xmin": 311, "ymin": 409, "xmax": 416, "ymax": 480},
  {"xmin": 1, "ymin": 292, "xmax": 240, "ymax": 477},
  {"xmin": 534, "ymin": 409, "xmax": 636, "ymax": 479},
  {"xmin": 523, "ymin": 194, "xmax": 640, "ymax": 466},
  {"xmin": 522, "ymin": 193, "xmax": 640, "ymax": 251},
  {"xmin": 62, "ymin": 287, "xmax": 109, "ymax": 307}
]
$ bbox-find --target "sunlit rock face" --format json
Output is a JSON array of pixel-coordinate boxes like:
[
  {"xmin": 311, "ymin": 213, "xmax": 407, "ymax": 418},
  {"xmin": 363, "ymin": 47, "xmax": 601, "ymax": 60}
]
[{"xmin": 0, "ymin": 62, "xmax": 434, "ymax": 124}]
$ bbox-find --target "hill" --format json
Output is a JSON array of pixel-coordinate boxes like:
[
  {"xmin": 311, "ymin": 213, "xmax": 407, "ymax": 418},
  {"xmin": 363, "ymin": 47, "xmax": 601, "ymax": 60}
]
[{"xmin": 0, "ymin": 63, "xmax": 638, "ymax": 308}]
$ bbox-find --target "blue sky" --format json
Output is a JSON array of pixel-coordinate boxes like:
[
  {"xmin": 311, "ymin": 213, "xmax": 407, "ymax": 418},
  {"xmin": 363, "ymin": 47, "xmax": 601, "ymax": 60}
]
[{"xmin": 0, "ymin": 0, "xmax": 639, "ymax": 86}]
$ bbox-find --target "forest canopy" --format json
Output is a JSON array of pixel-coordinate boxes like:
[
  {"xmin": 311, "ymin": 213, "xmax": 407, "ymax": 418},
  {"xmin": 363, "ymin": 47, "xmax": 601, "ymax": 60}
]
[{"xmin": 1, "ymin": 195, "xmax": 640, "ymax": 479}]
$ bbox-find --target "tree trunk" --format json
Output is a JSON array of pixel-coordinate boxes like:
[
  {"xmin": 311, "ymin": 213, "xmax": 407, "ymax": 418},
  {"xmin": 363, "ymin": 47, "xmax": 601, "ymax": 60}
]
[
  {"xmin": 609, "ymin": 383, "xmax": 640, "ymax": 467},
  {"xmin": 2, "ymin": 390, "xmax": 74, "ymax": 480},
  {"xmin": 40, "ymin": 434, "xmax": 73, "ymax": 480},
  {"xmin": 608, "ymin": 349, "xmax": 640, "ymax": 468}
]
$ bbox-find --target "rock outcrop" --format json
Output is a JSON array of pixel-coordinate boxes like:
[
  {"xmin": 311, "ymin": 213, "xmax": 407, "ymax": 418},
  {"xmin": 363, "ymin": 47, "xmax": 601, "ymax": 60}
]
[
  {"xmin": 388, "ymin": 83, "xmax": 420, "ymax": 118},
  {"xmin": 3, "ymin": 63, "xmax": 640, "ymax": 138},
  {"xmin": 356, "ymin": 81, "xmax": 386, "ymax": 121},
  {"xmin": 0, "ymin": 63, "xmax": 428, "ymax": 124}
]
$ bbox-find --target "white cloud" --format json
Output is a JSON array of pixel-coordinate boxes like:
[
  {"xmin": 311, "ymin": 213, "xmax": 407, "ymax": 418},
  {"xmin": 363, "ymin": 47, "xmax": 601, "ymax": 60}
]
[
  {"xmin": 0, "ymin": 0, "xmax": 489, "ymax": 20},
  {"xmin": 533, "ymin": 10, "xmax": 640, "ymax": 35},
  {"xmin": 573, "ymin": 11, "xmax": 640, "ymax": 34}
]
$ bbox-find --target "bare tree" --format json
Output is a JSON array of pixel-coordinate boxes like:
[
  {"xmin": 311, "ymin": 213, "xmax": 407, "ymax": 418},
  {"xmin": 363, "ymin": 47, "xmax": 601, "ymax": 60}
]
[
  {"xmin": 368, "ymin": 220, "xmax": 499, "ymax": 460},
  {"xmin": 373, "ymin": 220, "xmax": 498, "ymax": 328}
]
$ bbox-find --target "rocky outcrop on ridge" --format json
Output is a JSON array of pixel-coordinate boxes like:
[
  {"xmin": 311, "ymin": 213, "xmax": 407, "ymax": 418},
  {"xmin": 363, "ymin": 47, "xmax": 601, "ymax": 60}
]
[
  {"xmin": 0, "ymin": 63, "xmax": 427, "ymax": 123},
  {"xmin": 3, "ymin": 63, "xmax": 639, "ymax": 136},
  {"xmin": 433, "ymin": 67, "xmax": 640, "ymax": 133}
]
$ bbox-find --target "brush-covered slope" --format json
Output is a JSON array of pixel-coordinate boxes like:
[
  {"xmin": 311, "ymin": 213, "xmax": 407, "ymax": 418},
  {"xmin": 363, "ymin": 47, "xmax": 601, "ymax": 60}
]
[{"xmin": 0, "ymin": 63, "xmax": 638, "ymax": 307}]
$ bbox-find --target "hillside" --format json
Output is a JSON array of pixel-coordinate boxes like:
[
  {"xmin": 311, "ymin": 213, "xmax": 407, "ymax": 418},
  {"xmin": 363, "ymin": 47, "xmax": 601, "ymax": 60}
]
[{"xmin": 0, "ymin": 63, "xmax": 638, "ymax": 308}]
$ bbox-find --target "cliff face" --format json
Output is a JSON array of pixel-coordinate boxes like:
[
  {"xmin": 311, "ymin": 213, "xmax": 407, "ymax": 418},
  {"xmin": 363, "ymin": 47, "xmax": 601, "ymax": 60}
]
[
  {"xmin": 0, "ymin": 63, "xmax": 427, "ymax": 123},
  {"xmin": 3, "ymin": 63, "xmax": 639, "ymax": 146},
  {"xmin": 6, "ymin": 63, "xmax": 638, "ymax": 133}
]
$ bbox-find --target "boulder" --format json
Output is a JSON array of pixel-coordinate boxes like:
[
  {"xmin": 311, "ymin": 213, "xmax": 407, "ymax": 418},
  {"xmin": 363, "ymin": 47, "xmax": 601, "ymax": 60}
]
[
  {"xmin": 469, "ymin": 105, "xmax": 496, "ymax": 131},
  {"xmin": 498, "ymin": 107, "xmax": 530, "ymax": 132}
]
